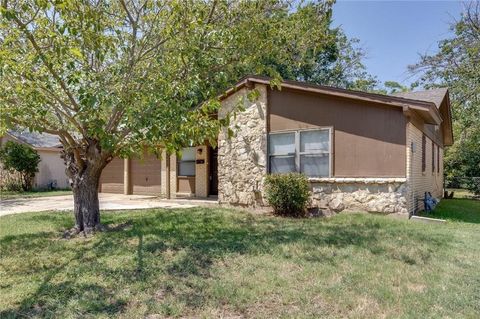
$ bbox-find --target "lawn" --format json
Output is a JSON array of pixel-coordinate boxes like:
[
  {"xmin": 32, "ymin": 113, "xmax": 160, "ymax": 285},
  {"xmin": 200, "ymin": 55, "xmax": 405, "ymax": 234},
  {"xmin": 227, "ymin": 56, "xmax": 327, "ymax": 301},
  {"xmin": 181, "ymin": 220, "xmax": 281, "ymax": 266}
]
[
  {"xmin": 0, "ymin": 200, "xmax": 479, "ymax": 318},
  {"xmin": 419, "ymin": 197, "xmax": 480, "ymax": 224},
  {"xmin": 0, "ymin": 189, "xmax": 72, "ymax": 200}
]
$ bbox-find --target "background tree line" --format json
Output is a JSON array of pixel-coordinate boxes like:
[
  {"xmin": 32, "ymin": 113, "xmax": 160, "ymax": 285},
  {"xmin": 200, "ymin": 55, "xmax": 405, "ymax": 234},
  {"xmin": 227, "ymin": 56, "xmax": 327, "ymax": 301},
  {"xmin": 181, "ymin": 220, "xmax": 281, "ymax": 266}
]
[{"xmin": 409, "ymin": 2, "xmax": 480, "ymax": 194}]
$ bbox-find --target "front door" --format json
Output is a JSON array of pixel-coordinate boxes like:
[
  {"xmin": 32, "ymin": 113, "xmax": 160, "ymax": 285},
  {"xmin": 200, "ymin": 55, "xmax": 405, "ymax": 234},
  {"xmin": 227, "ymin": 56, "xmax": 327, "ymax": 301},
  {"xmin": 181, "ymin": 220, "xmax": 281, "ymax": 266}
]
[{"xmin": 209, "ymin": 147, "xmax": 218, "ymax": 195}]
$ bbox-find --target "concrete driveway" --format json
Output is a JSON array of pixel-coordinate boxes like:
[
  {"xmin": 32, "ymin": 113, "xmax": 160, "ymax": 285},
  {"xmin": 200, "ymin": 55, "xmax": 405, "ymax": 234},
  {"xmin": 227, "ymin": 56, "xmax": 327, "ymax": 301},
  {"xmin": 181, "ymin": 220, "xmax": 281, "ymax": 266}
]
[{"xmin": 0, "ymin": 193, "xmax": 206, "ymax": 217}]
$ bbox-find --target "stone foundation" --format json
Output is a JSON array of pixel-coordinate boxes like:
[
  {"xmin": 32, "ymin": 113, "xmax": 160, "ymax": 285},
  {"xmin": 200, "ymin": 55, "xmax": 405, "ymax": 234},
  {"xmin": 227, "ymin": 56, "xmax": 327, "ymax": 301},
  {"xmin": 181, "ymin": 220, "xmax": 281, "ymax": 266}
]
[{"xmin": 310, "ymin": 178, "xmax": 408, "ymax": 216}]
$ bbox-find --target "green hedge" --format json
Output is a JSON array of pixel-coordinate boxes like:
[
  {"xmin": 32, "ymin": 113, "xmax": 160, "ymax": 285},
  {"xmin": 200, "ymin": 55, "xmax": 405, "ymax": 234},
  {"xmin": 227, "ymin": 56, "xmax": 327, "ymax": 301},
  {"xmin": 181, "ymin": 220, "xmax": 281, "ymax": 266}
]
[{"xmin": 264, "ymin": 173, "xmax": 310, "ymax": 217}]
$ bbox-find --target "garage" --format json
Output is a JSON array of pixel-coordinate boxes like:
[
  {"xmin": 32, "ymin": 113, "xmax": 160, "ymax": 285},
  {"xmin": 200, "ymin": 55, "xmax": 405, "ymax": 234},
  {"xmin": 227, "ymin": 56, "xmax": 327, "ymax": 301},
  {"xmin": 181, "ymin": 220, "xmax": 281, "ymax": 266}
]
[
  {"xmin": 131, "ymin": 155, "xmax": 162, "ymax": 195},
  {"xmin": 99, "ymin": 157, "xmax": 124, "ymax": 194}
]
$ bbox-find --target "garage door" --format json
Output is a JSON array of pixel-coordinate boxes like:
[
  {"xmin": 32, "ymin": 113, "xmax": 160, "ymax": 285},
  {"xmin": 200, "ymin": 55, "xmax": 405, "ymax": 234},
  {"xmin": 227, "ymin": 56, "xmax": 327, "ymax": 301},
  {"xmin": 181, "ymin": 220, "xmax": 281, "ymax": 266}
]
[
  {"xmin": 131, "ymin": 155, "xmax": 161, "ymax": 195},
  {"xmin": 99, "ymin": 157, "xmax": 124, "ymax": 193}
]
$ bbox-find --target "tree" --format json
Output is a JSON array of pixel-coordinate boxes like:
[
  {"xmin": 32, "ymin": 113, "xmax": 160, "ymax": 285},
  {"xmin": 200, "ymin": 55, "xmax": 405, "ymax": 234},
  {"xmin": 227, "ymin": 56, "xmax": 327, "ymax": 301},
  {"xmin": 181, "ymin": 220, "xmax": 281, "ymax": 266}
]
[
  {"xmin": 383, "ymin": 81, "xmax": 409, "ymax": 94},
  {"xmin": 409, "ymin": 2, "xmax": 480, "ymax": 187},
  {"xmin": 1, "ymin": 0, "xmax": 373, "ymax": 234},
  {"xmin": 0, "ymin": 141, "xmax": 41, "ymax": 191}
]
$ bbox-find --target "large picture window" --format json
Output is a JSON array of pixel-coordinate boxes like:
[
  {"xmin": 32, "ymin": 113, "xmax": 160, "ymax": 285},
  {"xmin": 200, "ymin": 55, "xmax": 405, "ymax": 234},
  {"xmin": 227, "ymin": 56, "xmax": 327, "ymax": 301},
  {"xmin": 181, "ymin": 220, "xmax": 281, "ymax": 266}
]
[
  {"xmin": 269, "ymin": 128, "xmax": 331, "ymax": 177},
  {"xmin": 178, "ymin": 147, "xmax": 196, "ymax": 176}
]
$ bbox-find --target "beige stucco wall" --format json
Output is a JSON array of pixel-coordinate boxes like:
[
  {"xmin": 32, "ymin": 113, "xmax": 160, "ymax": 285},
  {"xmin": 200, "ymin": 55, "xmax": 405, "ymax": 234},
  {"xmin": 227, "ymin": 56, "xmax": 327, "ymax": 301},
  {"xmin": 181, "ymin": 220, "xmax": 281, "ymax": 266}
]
[
  {"xmin": 195, "ymin": 145, "xmax": 209, "ymax": 197},
  {"xmin": 218, "ymin": 84, "xmax": 268, "ymax": 206},
  {"xmin": 406, "ymin": 122, "xmax": 444, "ymax": 214},
  {"xmin": 1, "ymin": 136, "xmax": 69, "ymax": 190},
  {"xmin": 34, "ymin": 150, "xmax": 70, "ymax": 189}
]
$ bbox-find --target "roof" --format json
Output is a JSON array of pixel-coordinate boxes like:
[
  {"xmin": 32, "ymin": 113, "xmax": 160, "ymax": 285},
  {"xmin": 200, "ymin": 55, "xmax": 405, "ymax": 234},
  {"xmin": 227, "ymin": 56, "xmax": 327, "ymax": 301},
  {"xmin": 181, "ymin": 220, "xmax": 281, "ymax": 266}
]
[
  {"xmin": 222, "ymin": 75, "xmax": 443, "ymax": 125},
  {"xmin": 7, "ymin": 130, "xmax": 62, "ymax": 149},
  {"xmin": 393, "ymin": 88, "xmax": 448, "ymax": 109}
]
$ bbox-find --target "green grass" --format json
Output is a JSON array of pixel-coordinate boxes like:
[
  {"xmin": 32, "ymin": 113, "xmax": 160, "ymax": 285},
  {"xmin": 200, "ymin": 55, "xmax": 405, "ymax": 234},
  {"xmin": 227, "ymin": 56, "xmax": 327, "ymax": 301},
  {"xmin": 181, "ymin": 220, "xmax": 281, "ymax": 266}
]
[
  {"xmin": 0, "ymin": 189, "xmax": 72, "ymax": 200},
  {"xmin": 1, "ymin": 200, "xmax": 479, "ymax": 318},
  {"xmin": 419, "ymin": 197, "xmax": 480, "ymax": 224}
]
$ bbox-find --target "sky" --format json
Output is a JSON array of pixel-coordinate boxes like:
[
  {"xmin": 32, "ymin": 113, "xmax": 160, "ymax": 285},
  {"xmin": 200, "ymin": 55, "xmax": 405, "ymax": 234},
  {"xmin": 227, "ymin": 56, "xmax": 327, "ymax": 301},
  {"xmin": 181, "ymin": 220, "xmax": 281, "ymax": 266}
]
[{"xmin": 332, "ymin": 0, "xmax": 465, "ymax": 87}]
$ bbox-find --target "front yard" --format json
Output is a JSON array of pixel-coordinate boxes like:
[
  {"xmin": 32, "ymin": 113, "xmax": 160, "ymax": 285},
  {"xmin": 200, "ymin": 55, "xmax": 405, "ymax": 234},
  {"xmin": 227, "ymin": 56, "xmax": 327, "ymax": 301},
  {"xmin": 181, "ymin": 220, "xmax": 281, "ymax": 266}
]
[
  {"xmin": 0, "ymin": 199, "xmax": 479, "ymax": 318},
  {"xmin": 0, "ymin": 189, "xmax": 72, "ymax": 200}
]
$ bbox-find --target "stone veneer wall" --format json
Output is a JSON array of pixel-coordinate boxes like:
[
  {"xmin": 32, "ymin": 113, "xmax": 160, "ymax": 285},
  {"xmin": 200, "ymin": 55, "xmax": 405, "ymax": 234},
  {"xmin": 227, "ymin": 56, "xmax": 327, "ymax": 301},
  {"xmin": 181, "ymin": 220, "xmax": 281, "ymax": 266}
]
[
  {"xmin": 217, "ymin": 84, "xmax": 410, "ymax": 215},
  {"xmin": 310, "ymin": 178, "xmax": 408, "ymax": 215},
  {"xmin": 218, "ymin": 84, "xmax": 267, "ymax": 206}
]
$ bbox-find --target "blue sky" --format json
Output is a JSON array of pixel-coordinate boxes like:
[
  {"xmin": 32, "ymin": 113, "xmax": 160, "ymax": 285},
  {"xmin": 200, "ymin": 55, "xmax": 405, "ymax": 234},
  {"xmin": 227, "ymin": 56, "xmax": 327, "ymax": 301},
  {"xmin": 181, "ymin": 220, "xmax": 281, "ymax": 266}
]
[{"xmin": 332, "ymin": 0, "xmax": 465, "ymax": 87}]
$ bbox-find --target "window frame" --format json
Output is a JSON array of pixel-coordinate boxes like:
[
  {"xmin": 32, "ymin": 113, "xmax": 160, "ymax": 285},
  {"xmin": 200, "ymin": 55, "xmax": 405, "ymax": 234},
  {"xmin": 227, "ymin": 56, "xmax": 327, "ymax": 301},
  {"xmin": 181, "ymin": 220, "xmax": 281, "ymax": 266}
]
[
  {"xmin": 268, "ymin": 127, "xmax": 333, "ymax": 178},
  {"xmin": 177, "ymin": 147, "xmax": 196, "ymax": 177}
]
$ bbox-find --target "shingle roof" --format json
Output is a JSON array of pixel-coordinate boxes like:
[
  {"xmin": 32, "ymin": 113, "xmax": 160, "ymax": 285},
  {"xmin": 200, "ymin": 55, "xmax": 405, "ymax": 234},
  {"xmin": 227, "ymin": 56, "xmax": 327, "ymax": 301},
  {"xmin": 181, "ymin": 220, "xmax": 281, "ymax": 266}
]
[
  {"xmin": 8, "ymin": 130, "xmax": 62, "ymax": 148},
  {"xmin": 392, "ymin": 88, "xmax": 448, "ymax": 109}
]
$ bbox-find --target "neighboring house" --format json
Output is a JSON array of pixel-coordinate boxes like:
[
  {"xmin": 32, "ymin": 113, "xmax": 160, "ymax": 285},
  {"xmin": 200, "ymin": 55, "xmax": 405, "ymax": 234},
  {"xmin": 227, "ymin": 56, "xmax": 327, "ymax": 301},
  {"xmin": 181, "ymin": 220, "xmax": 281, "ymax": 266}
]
[
  {"xmin": 99, "ymin": 76, "xmax": 453, "ymax": 216},
  {"xmin": 0, "ymin": 130, "xmax": 70, "ymax": 189}
]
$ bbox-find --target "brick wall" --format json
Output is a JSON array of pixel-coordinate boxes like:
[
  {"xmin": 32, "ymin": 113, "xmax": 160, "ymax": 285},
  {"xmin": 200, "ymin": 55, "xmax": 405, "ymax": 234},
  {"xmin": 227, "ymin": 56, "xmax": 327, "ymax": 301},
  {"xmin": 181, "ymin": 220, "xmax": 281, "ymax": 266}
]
[{"xmin": 406, "ymin": 122, "xmax": 444, "ymax": 214}]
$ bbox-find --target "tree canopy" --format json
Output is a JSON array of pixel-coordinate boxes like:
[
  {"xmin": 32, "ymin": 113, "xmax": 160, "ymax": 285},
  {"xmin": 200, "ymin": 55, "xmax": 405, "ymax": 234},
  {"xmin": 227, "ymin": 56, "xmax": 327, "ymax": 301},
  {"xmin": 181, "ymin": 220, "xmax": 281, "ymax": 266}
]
[
  {"xmin": 409, "ymin": 2, "xmax": 480, "ymax": 185},
  {"xmin": 1, "ymin": 0, "xmax": 378, "ymax": 232}
]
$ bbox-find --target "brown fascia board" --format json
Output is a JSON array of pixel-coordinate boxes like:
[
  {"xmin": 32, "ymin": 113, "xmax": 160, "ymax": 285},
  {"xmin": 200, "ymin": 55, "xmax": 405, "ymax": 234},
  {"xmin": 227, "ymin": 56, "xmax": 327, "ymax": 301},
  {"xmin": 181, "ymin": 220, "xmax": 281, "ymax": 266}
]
[
  {"xmin": 443, "ymin": 92, "xmax": 454, "ymax": 146},
  {"xmin": 222, "ymin": 75, "xmax": 443, "ymax": 125}
]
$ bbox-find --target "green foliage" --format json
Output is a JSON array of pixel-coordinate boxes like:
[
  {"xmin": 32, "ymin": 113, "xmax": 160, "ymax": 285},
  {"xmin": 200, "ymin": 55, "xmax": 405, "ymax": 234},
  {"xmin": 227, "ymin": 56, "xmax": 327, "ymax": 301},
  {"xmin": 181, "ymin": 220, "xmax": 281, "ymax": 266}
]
[
  {"xmin": 0, "ymin": 141, "xmax": 41, "ymax": 191},
  {"xmin": 264, "ymin": 173, "xmax": 310, "ymax": 217},
  {"xmin": 383, "ymin": 81, "xmax": 409, "ymax": 94},
  {"xmin": 409, "ymin": 3, "xmax": 480, "ymax": 182},
  {"xmin": 0, "ymin": 0, "xmax": 377, "ymax": 156}
]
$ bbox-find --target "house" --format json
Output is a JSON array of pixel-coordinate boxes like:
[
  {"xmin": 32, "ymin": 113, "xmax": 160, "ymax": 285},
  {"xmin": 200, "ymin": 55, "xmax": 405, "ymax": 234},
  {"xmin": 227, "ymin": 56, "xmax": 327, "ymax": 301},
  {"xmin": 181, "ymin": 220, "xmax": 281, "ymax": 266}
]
[
  {"xmin": 0, "ymin": 130, "xmax": 70, "ymax": 189},
  {"xmin": 99, "ymin": 76, "xmax": 453, "ymax": 216}
]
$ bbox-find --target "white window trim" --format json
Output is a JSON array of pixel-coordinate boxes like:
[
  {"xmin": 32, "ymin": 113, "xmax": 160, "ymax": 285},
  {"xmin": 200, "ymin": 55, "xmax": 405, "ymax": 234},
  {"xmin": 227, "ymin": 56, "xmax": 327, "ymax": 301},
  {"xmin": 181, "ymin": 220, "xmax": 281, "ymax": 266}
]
[
  {"xmin": 177, "ymin": 147, "xmax": 196, "ymax": 177},
  {"xmin": 268, "ymin": 127, "xmax": 333, "ymax": 178}
]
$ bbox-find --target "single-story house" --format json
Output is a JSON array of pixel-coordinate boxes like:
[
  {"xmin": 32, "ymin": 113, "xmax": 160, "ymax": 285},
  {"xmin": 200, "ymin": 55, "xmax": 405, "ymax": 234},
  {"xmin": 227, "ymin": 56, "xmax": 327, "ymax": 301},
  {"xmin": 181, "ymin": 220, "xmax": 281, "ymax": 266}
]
[
  {"xmin": 99, "ymin": 76, "xmax": 453, "ymax": 216},
  {"xmin": 0, "ymin": 130, "xmax": 70, "ymax": 189}
]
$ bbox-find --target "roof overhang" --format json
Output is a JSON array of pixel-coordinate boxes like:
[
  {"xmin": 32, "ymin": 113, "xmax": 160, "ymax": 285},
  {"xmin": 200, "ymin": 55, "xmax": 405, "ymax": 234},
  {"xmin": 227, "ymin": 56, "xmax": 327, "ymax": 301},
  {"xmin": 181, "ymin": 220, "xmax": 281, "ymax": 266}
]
[
  {"xmin": 3, "ymin": 132, "xmax": 63, "ymax": 150},
  {"xmin": 442, "ymin": 91, "xmax": 454, "ymax": 146},
  {"xmin": 221, "ymin": 75, "xmax": 443, "ymax": 125}
]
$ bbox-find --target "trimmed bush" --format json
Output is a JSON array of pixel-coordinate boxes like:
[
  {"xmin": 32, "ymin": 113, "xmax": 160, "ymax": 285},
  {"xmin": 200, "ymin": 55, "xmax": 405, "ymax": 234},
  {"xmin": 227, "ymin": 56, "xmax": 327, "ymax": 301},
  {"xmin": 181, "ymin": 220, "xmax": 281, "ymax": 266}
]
[
  {"xmin": 264, "ymin": 173, "xmax": 310, "ymax": 217},
  {"xmin": 0, "ymin": 141, "xmax": 41, "ymax": 191}
]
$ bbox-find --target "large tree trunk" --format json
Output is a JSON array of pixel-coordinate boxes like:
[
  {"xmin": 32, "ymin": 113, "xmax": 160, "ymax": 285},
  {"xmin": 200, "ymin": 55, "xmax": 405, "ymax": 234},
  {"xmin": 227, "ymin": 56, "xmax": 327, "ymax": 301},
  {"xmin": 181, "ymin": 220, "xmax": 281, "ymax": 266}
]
[
  {"xmin": 63, "ymin": 138, "xmax": 110, "ymax": 235},
  {"xmin": 72, "ymin": 168, "xmax": 102, "ymax": 233}
]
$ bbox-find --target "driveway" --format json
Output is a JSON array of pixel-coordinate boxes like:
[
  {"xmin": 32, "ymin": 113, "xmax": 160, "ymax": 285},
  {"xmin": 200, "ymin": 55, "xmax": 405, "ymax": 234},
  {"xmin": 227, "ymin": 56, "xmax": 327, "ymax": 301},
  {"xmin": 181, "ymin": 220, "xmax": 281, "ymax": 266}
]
[{"xmin": 0, "ymin": 193, "xmax": 207, "ymax": 217}]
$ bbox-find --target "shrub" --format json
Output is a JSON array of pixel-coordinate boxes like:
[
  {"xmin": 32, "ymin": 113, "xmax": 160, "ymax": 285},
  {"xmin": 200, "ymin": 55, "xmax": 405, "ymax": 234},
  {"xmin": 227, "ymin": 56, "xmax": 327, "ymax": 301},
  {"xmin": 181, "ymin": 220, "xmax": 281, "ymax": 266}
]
[
  {"xmin": 0, "ymin": 141, "xmax": 41, "ymax": 191},
  {"xmin": 264, "ymin": 173, "xmax": 310, "ymax": 217},
  {"xmin": 466, "ymin": 177, "xmax": 480, "ymax": 196}
]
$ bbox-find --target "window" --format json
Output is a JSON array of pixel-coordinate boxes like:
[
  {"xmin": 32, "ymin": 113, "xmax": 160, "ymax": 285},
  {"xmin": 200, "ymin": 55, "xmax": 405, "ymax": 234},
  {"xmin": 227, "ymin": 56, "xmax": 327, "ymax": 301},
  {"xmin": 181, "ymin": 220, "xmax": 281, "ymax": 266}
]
[
  {"xmin": 178, "ymin": 147, "xmax": 196, "ymax": 176},
  {"xmin": 422, "ymin": 134, "xmax": 426, "ymax": 172},
  {"xmin": 437, "ymin": 145, "xmax": 440, "ymax": 174},
  {"xmin": 432, "ymin": 141, "xmax": 435, "ymax": 173},
  {"xmin": 269, "ymin": 128, "xmax": 331, "ymax": 177}
]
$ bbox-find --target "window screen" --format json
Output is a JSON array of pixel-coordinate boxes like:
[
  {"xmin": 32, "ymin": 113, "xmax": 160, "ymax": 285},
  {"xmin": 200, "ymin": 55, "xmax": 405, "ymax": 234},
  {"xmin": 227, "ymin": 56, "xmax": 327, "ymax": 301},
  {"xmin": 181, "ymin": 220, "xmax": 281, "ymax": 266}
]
[
  {"xmin": 178, "ymin": 147, "xmax": 196, "ymax": 176},
  {"xmin": 268, "ymin": 129, "xmax": 331, "ymax": 177}
]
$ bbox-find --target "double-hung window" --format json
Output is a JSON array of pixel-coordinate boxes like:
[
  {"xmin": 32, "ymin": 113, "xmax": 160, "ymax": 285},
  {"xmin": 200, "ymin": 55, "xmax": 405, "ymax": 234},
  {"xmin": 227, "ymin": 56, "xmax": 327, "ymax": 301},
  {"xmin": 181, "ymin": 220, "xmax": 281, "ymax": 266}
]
[
  {"xmin": 269, "ymin": 128, "xmax": 331, "ymax": 177},
  {"xmin": 178, "ymin": 147, "xmax": 196, "ymax": 177}
]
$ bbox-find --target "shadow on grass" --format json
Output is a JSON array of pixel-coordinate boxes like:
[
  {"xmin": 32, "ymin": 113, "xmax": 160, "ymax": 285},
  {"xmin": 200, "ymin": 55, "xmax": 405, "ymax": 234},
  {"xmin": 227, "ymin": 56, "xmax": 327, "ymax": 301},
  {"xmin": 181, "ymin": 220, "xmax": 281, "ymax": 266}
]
[
  {"xmin": 420, "ymin": 198, "xmax": 480, "ymax": 224},
  {"xmin": 0, "ymin": 207, "xmax": 453, "ymax": 317}
]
